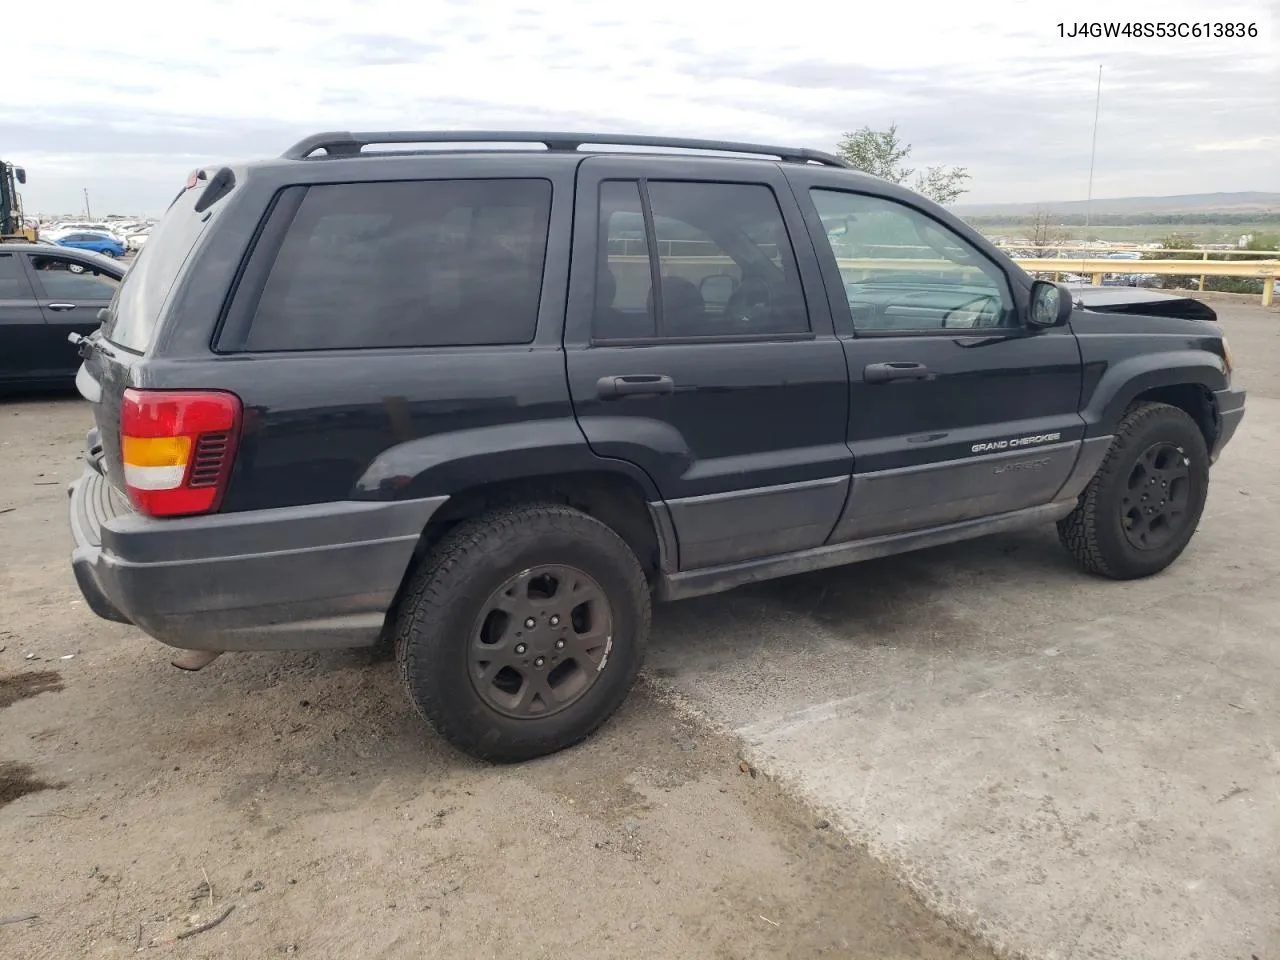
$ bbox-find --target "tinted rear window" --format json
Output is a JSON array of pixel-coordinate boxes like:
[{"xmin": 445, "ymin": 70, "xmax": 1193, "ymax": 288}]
[
  {"xmin": 103, "ymin": 186, "xmax": 209, "ymax": 352},
  {"xmin": 236, "ymin": 179, "xmax": 552, "ymax": 352}
]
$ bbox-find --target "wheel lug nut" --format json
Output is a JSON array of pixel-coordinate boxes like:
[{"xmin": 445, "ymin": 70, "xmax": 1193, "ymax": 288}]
[
  {"xmin": 555, "ymin": 639, "xmax": 565, "ymax": 649},
  {"xmin": 514, "ymin": 643, "xmax": 527, "ymax": 655},
  {"xmin": 534, "ymin": 656, "xmax": 545, "ymax": 668},
  {"xmin": 549, "ymin": 615, "xmax": 560, "ymax": 626},
  {"xmin": 524, "ymin": 617, "xmax": 536, "ymax": 629}
]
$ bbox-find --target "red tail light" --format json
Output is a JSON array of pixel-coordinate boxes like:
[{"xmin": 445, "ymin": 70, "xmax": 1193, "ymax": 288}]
[{"xmin": 120, "ymin": 389, "xmax": 242, "ymax": 517}]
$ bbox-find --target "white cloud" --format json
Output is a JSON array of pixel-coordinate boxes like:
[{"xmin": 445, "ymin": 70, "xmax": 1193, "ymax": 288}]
[
  {"xmin": 5, "ymin": 0, "xmax": 1276, "ymax": 213},
  {"xmin": 1194, "ymin": 136, "xmax": 1278, "ymax": 151}
]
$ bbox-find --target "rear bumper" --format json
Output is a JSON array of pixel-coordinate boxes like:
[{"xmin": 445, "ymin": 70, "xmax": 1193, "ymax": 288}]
[
  {"xmin": 68, "ymin": 468, "xmax": 447, "ymax": 651},
  {"xmin": 1212, "ymin": 385, "xmax": 1246, "ymax": 463}
]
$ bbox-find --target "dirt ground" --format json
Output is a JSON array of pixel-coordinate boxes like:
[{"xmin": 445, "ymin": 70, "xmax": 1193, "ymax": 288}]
[{"xmin": 0, "ymin": 396, "xmax": 994, "ymax": 959}]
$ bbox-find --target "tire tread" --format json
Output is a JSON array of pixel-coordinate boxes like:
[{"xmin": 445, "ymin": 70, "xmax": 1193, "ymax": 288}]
[
  {"xmin": 1058, "ymin": 401, "xmax": 1207, "ymax": 579},
  {"xmin": 395, "ymin": 502, "xmax": 649, "ymax": 762}
]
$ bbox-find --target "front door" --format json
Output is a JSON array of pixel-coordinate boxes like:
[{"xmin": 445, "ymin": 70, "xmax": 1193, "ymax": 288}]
[
  {"xmin": 25, "ymin": 251, "xmax": 120, "ymax": 379},
  {"xmin": 790, "ymin": 177, "xmax": 1085, "ymax": 542},
  {"xmin": 563, "ymin": 156, "xmax": 852, "ymax": 570}
]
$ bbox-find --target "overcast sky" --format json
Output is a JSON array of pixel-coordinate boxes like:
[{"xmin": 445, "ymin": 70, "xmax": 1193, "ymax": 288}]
[{"xmin": 6, "ymin": 0, "xmax": 1277, "ymax": 215}]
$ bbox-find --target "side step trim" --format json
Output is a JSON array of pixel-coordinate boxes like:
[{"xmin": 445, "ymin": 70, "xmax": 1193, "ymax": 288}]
[{"xmin": 657, "ymin": 500, "xmax": 1075, "ymax": 601}]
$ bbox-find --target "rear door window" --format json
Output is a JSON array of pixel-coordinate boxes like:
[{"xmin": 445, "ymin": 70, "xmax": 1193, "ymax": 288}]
[
  {"xmin": 234, "ymin": 179, "xmax": 553, "ymax": 352},
  {"xmin": 27, "ymin": 255, "xmax": 120, "ymax": 300},
  {"xmin": 590, "ymin": 181, "xmax": 809, "ymax": 342}
]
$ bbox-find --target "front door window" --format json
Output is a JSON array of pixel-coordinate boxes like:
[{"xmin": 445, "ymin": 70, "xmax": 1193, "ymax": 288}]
[{"xmin": 810, "ymin": 189, "xmax": 1014, "ymax": 332}]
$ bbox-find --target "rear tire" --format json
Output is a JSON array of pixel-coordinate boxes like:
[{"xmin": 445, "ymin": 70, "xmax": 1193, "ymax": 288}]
[
  {"xmin": 395, "ymin": 503, "xmax": 650, "ymax": 763},
  {"xmin": 1058, "ymin": 402, "xmax": 1209, "ymax": 579}
]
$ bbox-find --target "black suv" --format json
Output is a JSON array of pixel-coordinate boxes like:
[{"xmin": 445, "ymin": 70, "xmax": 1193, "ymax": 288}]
[{"xmin": 68, "ymin": 131, "xmax": 1245, "ymax": 761}]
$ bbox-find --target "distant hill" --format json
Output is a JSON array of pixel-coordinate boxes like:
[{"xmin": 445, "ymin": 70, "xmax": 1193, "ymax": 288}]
[{"xmin": 953, "ymin": 192, "xmax": 1280, "ymax": 218}]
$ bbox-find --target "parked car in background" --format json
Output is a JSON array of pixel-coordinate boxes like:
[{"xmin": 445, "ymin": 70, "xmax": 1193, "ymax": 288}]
[
  {"xmin": 0, "ymin": 243, "xmax": 124, "ymax": 389},
  {"xmin": 44, "ymin": 222, "xmax": 126, "ymax": 242},
  {"xmin": 1103, "ymin": 250, "xmax": 1145, "ymax": 286},
  {"xmin": 55, "ymin": 232, "xmax": 128, "ymax": 258}
]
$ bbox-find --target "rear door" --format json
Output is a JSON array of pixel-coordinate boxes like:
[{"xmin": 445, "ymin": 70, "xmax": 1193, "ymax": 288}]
[
  {"xmin": 564, "ymin": 156, "xmax": 852, "ymax": 570},
  {"xmin": 788, "ymin": 171, "xmax": 1085, "ymax": 542},
  {"xmin": 0, "ymin": 251, "xmax": 48, "ymax": 384},
  {"xmin": 25, "ymin": 251, "xmax": 121, "ymax": 379}
]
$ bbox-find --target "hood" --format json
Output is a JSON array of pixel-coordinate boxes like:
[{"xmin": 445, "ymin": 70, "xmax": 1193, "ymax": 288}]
[{"xmin": 1066, "ymin": 284, "xmax": 1217, "ymax": 323}]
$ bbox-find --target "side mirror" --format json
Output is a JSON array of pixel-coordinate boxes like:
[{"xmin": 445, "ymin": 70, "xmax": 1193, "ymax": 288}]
[
  {"xmin": 1029, "ymin": 280, "xmax": 1073, "ymax": 328},
  {"xmin": 14, "ymin": 167, "xmax": 26, "ymax": 185}
]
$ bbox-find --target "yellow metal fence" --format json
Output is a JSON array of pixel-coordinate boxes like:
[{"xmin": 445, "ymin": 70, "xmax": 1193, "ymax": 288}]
[{"xmin": 1010, "ymin": 258, "xmax": 1278, "ymax": 305}]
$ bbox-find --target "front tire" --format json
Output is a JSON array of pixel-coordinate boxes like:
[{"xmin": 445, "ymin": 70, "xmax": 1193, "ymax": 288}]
[
  {"xmin": 1058, "ymin": 402, "xmax": 1210, "ymax": 579},
  {"xmin": 395, "ymin": 503, "xmax": 650, "ymax": 762}
]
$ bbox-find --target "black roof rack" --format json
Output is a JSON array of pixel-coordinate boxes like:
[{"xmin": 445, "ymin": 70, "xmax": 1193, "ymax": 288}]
[{"xmin": 281, "ymin": 130, "xmax": 849, "ymax": 168}]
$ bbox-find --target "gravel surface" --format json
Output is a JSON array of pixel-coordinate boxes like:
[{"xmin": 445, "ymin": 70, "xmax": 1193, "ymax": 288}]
[{"xmin": 0, "ymin": 395, "xmax": 992, "ymax": 959}]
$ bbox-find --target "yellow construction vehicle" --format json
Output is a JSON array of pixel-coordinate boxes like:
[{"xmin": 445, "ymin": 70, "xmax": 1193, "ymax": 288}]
[{"xmin": 1, "ymin": 160, "xmax": 38, "ymax": 242}]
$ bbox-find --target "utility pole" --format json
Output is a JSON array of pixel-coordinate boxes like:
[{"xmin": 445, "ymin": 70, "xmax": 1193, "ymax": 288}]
[
  {"xmin": 1085, "ymin": 64, "xmax": 1102, "ymax": 230},
  {"xmin": 83, "ymin": 188, "xmax": 92, "ymax": 220}
]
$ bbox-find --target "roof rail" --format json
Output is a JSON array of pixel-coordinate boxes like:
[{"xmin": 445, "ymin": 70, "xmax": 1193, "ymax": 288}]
[{"xmin": 281, "ymin": 130, "xmax": 849, "ymax": 168}]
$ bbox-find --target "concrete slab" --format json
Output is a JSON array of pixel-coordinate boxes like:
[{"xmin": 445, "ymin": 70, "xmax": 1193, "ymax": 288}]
[{"xmin": 649, "ymin": 305, "xmax": 1280, "ymax": 960}]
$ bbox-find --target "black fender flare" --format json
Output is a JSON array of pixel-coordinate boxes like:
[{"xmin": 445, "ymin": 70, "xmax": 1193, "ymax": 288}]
[
  {"xmin": 1080, "ymin": 351, "xmax": 1228, "ymax": 436},
  {"xmin": 351, "ymin": 416, "xmax": 663, "ymax": 502}
]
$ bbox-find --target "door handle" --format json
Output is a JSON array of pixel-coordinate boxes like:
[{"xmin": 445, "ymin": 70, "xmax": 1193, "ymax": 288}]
[
  {"xmin": 596, "ymin": 374, "xmax": 676, "ymax": 400},
  {"xmin": 47, "ymin": 303, "xmax": 77, "ymax": 312},
  {"xmin": 863, "ymin": 361, "xmax": 932, "ymax": 384}
]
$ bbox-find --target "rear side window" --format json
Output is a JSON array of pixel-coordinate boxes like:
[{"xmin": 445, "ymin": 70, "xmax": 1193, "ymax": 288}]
[
  {"xmin": 237, "ymin": 179, "xmax": 552, "ymax": 352},
  {"xmin": 0, "ymin": 254, "xmax": 34, "ymax": 298},
  {"xmin": 105, "ymin": 184, "xmax": 210, "ymax": 352},
  {"xmin": 28, "ymin": 255, "xmax": 119, "ymax": 300}
]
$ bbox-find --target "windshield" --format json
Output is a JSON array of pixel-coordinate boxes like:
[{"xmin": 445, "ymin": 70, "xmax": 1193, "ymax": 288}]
[{"xmin": 103, "ymin": 185, "xmax": 210, "ymax": 353}]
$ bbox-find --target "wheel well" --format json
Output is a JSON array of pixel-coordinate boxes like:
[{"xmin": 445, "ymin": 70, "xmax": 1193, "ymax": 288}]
[
  {"xmin": 381, "ymin": 472, "xmax": 662, "ymax": 639},
  {"xmin": 1129, "ymin": 383, "xmax": 1217, "ymax": 451}
]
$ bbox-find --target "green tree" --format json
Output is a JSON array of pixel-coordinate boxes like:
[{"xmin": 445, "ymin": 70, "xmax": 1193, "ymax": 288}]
[
  {"xmin": 836, "ymin": 124, "xmax": 971, "ymax": 205},
  {"xmin": 1028, "ymin": 208, "xmax": 1069, "ymax": 253}
]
